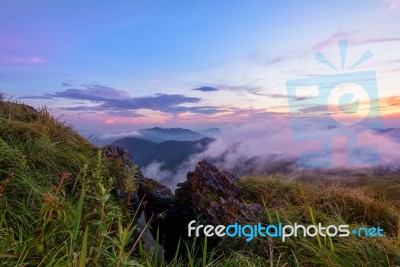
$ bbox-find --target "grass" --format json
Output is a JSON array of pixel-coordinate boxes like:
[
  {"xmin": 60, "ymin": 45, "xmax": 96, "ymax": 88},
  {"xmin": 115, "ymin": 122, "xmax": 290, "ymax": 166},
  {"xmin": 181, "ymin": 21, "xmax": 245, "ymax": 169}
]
[
  {"xmin": 236, "ymin": 176, "xmax": 400, "ymax": 266},
  {"xmin": 1, "ymin": 97, "xmax": 400, "ymax": 266}
]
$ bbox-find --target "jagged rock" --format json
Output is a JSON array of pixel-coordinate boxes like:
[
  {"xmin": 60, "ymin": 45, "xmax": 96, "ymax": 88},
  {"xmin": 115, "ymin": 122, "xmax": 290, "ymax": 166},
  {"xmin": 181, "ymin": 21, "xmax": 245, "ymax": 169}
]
[
  {"xmin": 140, "ymin": 161, "xmax": 263, "ymax": 260},
  {"xmin": 139, "ymin": 178, "xmax": 174, "ymax": 219},
  {"xmin": 102, "ymin": 145, "xmax": 144, "ymax": 180},
  {"xmin": 176, "ymin": 161, "xmax": 262, "ymax": 224},
  {"xmin": 208, "ymin": 197, "xmax": 263, "ymax": 224},
  {"xmin": 177, "ymin": 161, "xmax": 241, "ymax": 199},
  {"xmin": 102, "ymin": 145, "xmax": 144, "ymax": 187}
]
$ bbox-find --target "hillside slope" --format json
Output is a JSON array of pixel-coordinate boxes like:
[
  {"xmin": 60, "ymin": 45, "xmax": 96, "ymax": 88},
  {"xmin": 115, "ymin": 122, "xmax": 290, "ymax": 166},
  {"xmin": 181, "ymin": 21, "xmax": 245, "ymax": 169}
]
[{"xmin": 0, "ymin": 99, "xmax": 141, "ymax": 266}]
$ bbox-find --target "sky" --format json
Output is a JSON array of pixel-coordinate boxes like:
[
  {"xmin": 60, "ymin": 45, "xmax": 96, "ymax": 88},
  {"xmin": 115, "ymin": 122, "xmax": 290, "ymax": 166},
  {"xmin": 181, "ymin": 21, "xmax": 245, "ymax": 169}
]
[{"xmin": 0, "ymin": 0, "xmax": 400, "ymax": 137}]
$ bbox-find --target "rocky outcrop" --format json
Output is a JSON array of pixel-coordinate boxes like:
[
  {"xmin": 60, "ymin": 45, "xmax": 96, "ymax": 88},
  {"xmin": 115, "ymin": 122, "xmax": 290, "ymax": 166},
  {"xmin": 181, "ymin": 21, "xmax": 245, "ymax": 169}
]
[
  {"xmin": 103, "ymin": 148, "xmax": 263, "ymax": 260},
  {"xmin": 102, "ymin": 145, "xmax": 144, "ymax": 213},
  {"xmin": 103, "ymin": 145, "xmax": 168, "ymax": 260},
  {"xmin": 139, "ymin": 178, "xmax": 174, "ymax": 219},
  {"xmin": 140, "ymin": 161, "xmax": 263, "ymax": 260},
  {"xmin": 102, "ymin": 145, "xmax": 144, "ymax": 181},
  {"xmin": 207, "ymin": 197, "xmax": 263, "ymax": 225},
  {"xmin": 176, "ymin": 161, "xmax": 262, "ymax": 225}
]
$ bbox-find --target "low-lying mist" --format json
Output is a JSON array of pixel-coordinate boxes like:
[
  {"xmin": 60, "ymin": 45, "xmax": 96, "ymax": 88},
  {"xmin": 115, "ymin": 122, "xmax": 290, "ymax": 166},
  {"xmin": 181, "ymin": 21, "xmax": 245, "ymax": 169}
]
[{"xmin": 142, "ymin": 116, "xmax": 400, "ymax": 189}]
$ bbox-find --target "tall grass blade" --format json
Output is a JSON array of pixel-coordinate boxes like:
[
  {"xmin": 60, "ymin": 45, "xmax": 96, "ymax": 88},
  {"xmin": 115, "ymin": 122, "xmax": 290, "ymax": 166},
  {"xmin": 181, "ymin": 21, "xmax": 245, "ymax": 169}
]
[
  {"xmin": 308, "ymin": 206, "xmax": 322, "ymax": 249},
  {"xmin": 202, "ymin": 236, "xmax": 208, "ymax": 267},
  {"xmin": 73, "ymin": 188, "xmax": 85, "ymax": 241},
  {"xmin": 79, "ymin": 226, "xmax": 89, "ymax": 267}
]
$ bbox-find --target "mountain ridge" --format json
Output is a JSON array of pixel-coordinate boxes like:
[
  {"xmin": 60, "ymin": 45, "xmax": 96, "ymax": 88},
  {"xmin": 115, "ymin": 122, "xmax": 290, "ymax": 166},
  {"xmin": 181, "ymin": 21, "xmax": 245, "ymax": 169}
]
[{"xmin": 112, "ymin": 136, "xmax": 215, "ymax": 170}]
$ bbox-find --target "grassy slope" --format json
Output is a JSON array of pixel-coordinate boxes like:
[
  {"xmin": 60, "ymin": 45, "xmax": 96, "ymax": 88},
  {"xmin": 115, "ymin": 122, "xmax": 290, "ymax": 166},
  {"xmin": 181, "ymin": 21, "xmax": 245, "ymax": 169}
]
[
  {"xmin": 0, "ymin": 99, "xmax": 136, "ymax": 266},
  {"xmin": 237, "ymin": 176, "xmax": 400, "ymax": 266},
  {"xmin": 1, "ymin": 97, "xmax": 399, "ymax": 266}
]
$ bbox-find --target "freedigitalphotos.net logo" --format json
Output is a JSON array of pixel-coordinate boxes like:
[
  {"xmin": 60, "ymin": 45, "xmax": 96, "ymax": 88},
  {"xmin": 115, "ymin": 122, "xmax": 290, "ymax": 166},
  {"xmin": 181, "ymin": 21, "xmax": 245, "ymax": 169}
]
[
  {"xmin": 286, "ymin": 40, "xmax": 382, "ymax": 168},
  {"xmin": 187, "ymin": 220, "xmax": 384, "ymax": 242}
]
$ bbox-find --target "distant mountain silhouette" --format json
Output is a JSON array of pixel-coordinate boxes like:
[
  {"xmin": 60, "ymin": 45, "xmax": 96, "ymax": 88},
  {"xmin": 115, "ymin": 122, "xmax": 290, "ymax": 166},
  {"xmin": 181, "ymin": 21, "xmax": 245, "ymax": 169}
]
[
  {"xmin": 91, "ymin": 127, "xmax": 215, "ymax": 145},
  {"xmin": 378, "ymin": 128, "xmax": 400, "ymax": 141},
  {"xmin": 137, "ymin": 127, "xmax": 207, "ymax": 143},
  {"xmin": 198, "ymin": 127, "xmax": 221, "ymax": 137},
  {"xmin": 112, "ymin": 137, "xmax": 215, "ymax": 170}
]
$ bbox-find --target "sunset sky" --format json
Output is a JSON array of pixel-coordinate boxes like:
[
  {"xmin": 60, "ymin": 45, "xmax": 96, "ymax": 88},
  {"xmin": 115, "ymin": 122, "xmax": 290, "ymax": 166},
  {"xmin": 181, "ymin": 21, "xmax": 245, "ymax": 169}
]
[{"xmin": 0, "ymin": 0, "xmax": 399, "ymax": 136}]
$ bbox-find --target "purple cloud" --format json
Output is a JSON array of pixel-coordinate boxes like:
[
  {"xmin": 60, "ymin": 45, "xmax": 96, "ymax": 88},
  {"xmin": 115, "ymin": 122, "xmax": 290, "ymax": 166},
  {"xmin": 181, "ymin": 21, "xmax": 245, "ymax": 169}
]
[
  {"xmin": 52, "ymin": 84, "xmax": 130, "ymax": 101},
  {"xmin": 61, "ymin": 82, "xmax": 73, "ymax": 87},
  {"xmin": 193, "ymin": 86, "xmax": 219, "ymax": 92},
  {"xmin": 23, "ymin": 84, "xmax": 221, "ymax": 115},
  {"xmin": 299, "ymin": 105, "xmax": 328, "ymax": 114},
  {"xmin": 0, "ymin": 54, "xmax": 48, "ymax": 66},
  {"xmin": 98, "ymin": 93, "xmax": 200, "ymax": 110}
]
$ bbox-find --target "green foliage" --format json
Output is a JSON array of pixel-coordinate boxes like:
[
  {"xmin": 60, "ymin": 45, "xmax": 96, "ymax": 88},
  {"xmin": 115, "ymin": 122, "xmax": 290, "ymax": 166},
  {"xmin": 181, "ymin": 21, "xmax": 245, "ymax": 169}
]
[{"xmin": 0, "ymin": 100, "xmax": 139, "ymax": 266}]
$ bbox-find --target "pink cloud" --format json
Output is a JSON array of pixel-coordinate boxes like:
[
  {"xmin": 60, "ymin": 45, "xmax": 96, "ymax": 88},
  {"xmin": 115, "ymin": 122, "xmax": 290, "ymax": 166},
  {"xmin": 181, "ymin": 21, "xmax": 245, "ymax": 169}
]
[
  {"xmin": 104, "ymin": 114, "xmax": 171, "ymax": 125},
  {"xmin": 384, "ymin": 0, "xmax": 400, "ymax": 11},
  {"xmin": 312, "ymin": 31, "xmax": 350, "ymax": 51},
  {"xmin": 30, "ymin": 57, "xmax": 48, "ymax": 64},
  {"xmin": 0, "ymin": 54, "xmax": 49, "ymax": 65}
]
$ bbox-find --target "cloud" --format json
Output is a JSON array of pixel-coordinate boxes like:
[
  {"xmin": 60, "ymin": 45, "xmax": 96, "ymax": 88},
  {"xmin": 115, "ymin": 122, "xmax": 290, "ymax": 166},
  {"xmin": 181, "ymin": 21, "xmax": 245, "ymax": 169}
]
[
  {"xmin": 30, "ymin": 57, "xmax": 48, "ymax": 64},
  {"xmin": 105, "ymin": 110, "xmax": 146, "ymax": 118},
  {"xmin": 19, "ymin": 95, "xmax": 54, "ymax": 100},
  {"xmin": 311, "ymin": 32, "xmax": 400, "ymax": 52},
  {"xmin": 193, "ymin": 86, "xmax": 219, "ymax": 92},
  {"xmin": 166, "ymin": 105, "xmax": 220, "ymax": 114},
  {"xmin": 52, "ymin": 84, "xmax": 130, "ymax": 101},
  {"xmin": 265, "ymin": 93, "xmax": 311, "ymax": 102},
  {"xmin": 264, "ymin": 56, "xmax": 293, "ymax": 65},
  {"xmin": 61, "ymin": 82, "xmax": 73, "ymax": 87},
  {"xmin": 58, "ymin": 106, "xmax": 145, "ymax": 117},
  {"xmin": 249, "ymin": 31, "xmax": 350, "ymax": 68},
  {"xmin": 98, "ymin": 131, "xmax": 141, "ymax": 140},
  {"xmin": 298, "ymin": 105, "xmax": 328, "ymax": 114},
  {"xmin": 355, "ymin": 37, "xmax": 400, "ymax": 45},
  {"xmin": 384, "ymin": 0, "xmax": 400, "ymax": 11},
  {"xmin": 144, "ymin": 116, "xmax": 400, "ymax": 188},
  {"xmin": 192, "ymin": 82, "xmax": 267, "ymax": 96},
  {"xmin": 23, "ymin": 83, "xmax": 222, "ymax": 116},
  {"xmin": 312, "ymin": 31, "xmax": 350, "ymax": 52},
  {"xmin": 0, "ymin": 54, "xmax": 49, "ymax": 65},
  {"xmin": 98, "ymin": 93, "xmax": 200, "ymax": 111}
]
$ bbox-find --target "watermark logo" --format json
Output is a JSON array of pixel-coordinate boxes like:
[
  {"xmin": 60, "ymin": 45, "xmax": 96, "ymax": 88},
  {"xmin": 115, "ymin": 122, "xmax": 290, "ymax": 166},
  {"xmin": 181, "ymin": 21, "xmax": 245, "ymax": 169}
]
[
  {"xmin": 286, "ymin": 40, "xmax": 382, "ymax": 168},
  {"xmin": 188, "ymin": 220, "xmax": 384, "ymax": 242}
]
